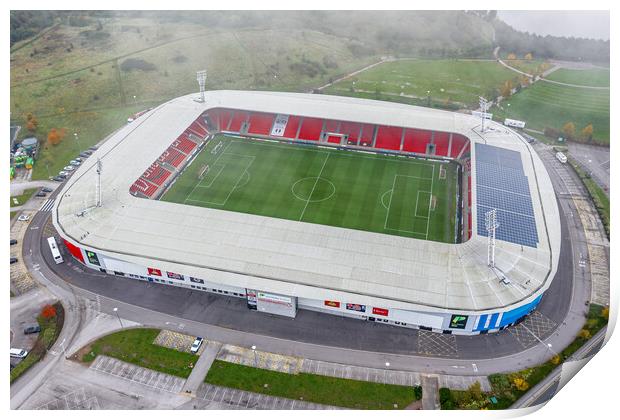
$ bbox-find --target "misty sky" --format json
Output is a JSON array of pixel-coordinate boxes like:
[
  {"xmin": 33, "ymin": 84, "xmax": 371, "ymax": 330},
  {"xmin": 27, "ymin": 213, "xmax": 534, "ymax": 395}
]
[{"xmin": 498, "ymin": 10, "xmax": 609, "ymax": 41}]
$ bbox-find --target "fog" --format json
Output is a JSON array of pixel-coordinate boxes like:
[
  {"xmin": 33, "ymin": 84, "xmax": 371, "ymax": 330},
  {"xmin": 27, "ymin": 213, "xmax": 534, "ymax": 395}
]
[{"xmin": 498, "ymin": 10, "xmax": 610, "ymax": 41}]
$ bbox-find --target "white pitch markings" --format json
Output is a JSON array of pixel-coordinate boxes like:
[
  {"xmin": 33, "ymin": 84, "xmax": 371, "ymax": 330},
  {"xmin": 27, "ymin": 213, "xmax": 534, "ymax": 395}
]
[
  {"xmin": 298, "ymin": 152, "xmax": 331, "ymax": 221},
  {"xmin": 425, "ymin": 165, "xmax": 435, "ymax": 240},
  {"xmin": 183, "ymin": 140, "xmax": 233, "ymax": 204}
]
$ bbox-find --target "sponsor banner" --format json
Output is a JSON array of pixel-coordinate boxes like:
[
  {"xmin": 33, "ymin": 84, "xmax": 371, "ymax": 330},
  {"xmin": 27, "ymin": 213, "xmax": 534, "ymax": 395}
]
[
  {"xmin": 166, "ymin": 271, "xmax": 184, "ymax": 280},
  {"xmin": 450, "ymin": 314, "xmax": 468, "ymax": 329},
  {"xmin": 270, "ymin": 114, "xmax": 289, "ymax": 136},
  {"xmin": 471, "ymin": 111, "xmax": 493, "ymax": 120},
  {"xmin": 324, "ymin": 300, "xmax": 340, "ymax": 308},
  {"xmin": 189, "ymin": 277, "xmax": 204, "ymax": 284},
  {"xmin": 147, "ymin": 267, "xmax": 162, "ymax": 276},
  {"xmin": 85, "ymin": 250, "xmax": 100, "ymax": 266},
  {"xmin": 257, "ymin": 291, "xmax": 293, "ymax": 307},
  {"xmin": 346, "ymin": 303, "xmax": 366, "ymax": 313},
  {"xmin": 246, "ymin": 289, "xmax": 257, "ymax": 304},
  {"xmin": 372, "ymin": 307, "xmax": 389, "ymax": 316}
]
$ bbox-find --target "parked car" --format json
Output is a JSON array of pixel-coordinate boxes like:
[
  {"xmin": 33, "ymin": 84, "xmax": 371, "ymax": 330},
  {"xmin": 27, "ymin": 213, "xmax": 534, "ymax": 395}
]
[
  {"xmin": 23, "ymin": 325, "xmax": 41, "ymax": 334},
  {"xmin": 10, "ymin": 348, "xmax": 28, "ymax": 359},
  {"xmin": 58, "ymin": 171, "xmax": 69, "ymax": 177},
  {"xmin": 35, "ymin": 192, "xmax": 47, "ymax": 198},
  {"xmin": 73, "ymin": 157, "xmax": 83, "ymax": 162},
  {"xmin": 69, "ymin": 160, "xmax": 81, "ymax": 166},
  {"xmin": 190, "ymin": 337, "xmax": 204, "ymax": 353},
  {"xmin": 10, "ymin": 257, "xmax": 18, "ymax": 264},
  {"xmin": 52, "ymin": 176, "xmax": 65, "ymax": 182},
  {"xmin": 63, "ymin": 165, "xmax": 75, "ymax": 171},
  {"xmin": 41, "ymin": 187, "xmax": 53, "ymax": 193},
  {"xmin": 88, "ymin": 146, "xmax": 98, "ymax": 151},
  {"xmin": 10, "ymin": 239, "xmax": 17, "ymax": 245},
  {"xmin": 17, "ymin": 214, "xmax": 30, "ymax": 222}
]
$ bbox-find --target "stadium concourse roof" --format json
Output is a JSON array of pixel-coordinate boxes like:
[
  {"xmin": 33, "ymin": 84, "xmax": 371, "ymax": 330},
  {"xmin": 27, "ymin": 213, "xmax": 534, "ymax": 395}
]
[{"xmin": 53, "ymin": 91, "xmax": 560, "ymax": 314}]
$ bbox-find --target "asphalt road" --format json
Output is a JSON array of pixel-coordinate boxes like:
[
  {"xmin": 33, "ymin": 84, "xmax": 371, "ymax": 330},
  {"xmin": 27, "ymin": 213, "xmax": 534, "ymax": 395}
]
[{"xmin": 567, "ymin": 143, "xmax": 610, "ymax": 193}]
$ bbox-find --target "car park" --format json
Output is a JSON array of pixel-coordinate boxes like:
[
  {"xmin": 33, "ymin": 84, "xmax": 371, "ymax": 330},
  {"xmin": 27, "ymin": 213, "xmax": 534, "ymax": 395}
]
[
  {"xmin": 23, "ymin": 325, "xmax": 41, "ymax": 334},
  {"xmin": 10, "ymin": 257, "xmax": 18, "ymax": 264},
  {"xmin": 190, "ymin": 337, "xmax": 204, "ymax": 353},
  {"xmin": 17, "ymin": 214, "xmax": 30, "ymax": 222},
  {"xmin": 10, "ymin": 348, "xmax": 28, "ymax": 359},
  {"xmin": 10, "ymin": 239, "xmax": 17, "ymax": 245}
]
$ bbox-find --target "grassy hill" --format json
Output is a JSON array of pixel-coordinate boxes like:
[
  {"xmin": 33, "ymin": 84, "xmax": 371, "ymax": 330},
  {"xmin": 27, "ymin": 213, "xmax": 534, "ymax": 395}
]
[{"xmin": 545, "ymin": 68, "xmax": 610, "ymax": 87}]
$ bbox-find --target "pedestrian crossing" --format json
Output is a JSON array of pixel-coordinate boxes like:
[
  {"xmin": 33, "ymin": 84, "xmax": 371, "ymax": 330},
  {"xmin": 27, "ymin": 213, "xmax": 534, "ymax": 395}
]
[{"xmin": 39, "ymin": 199, "xmax": 55, "ymax": 212}]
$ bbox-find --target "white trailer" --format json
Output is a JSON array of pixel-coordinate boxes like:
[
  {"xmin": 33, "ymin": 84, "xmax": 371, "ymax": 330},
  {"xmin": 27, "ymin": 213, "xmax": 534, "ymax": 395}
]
[
  {"xmin": 47, "ymin": 236, "xmax": 64, "ymax": 264},
  {"xmin": 504, "ymin": 118, "xmax": 526, "ymax": 129},
  {"xmin": 556, "ymin": 152, "xmax": 567, "ymax": 164}
]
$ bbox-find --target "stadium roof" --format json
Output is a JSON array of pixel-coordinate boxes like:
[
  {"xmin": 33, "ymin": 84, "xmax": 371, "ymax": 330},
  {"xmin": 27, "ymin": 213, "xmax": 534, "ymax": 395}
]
[{"xmin": 53, "ymin": 91, "xmax": 561, "ymax": 313}]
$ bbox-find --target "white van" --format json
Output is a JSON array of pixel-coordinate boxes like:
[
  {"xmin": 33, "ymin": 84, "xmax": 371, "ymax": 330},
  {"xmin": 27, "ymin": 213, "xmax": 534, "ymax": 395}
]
[{"xmin": 10, "ymin": 348, "xmax": 28, "ymax": 359}]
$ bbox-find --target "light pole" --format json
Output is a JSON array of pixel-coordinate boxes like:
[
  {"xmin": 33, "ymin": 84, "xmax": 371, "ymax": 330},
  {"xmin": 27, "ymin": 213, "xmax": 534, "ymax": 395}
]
[
  {"xmin": 426, "ymin": 90, "xmax": 431, "ymax": 107},
  {"xmin": 133, "ymin": 95, "xmax": 137, "ymax": 106},
  {"xmin": 73, "ymin": 132, "xmax": 81, "ymax": 152},
  {"xmin": 384, "ymin": 362, "xmax": 390, "ymax": 382},
  {"xmin": 113, "ymin": 307, "xmax": 124, "ymax": 328},
  {"xmin": 251, "ymin": 345, "xmax": 257, "ymax": 367}
]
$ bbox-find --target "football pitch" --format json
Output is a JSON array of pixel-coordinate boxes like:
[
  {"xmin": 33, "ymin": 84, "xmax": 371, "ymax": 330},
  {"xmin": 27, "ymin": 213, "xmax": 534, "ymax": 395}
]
[{"xmin": 161, "ymin": 135, "xmax": 460, "ymax": 243}]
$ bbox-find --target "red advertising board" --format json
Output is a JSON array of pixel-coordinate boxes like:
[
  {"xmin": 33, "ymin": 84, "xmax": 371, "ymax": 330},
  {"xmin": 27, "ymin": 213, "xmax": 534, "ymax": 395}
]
[
  {"xmin": 147, "ymin": 267, "xmax": 162, "ymax": 276},
  {"xmin": 324, "ymin": 300, "xmax": 340, "ymax": 308},
  {"xmin": 372, "ymin": 307, "xmax": 389, "ymax": 316}
]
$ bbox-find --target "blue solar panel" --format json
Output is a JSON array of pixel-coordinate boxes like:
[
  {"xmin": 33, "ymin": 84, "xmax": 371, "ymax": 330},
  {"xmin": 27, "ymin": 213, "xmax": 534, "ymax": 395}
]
[{"xmin": 475, "ymin": 143, "xmax": 539, "ymax": 248}]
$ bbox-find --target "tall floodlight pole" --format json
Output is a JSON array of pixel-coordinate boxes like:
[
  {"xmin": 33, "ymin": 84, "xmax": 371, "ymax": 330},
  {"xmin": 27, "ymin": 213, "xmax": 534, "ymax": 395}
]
[
  {"xmin": 96, "ymin": 158, "xmax": 102, "ymax": 207},
  {"xmin": 479, "ymin": 96, "xmax": 489, "ymax": 133},
  {"xmin": 485, "ymin": 209, "xmax": 499, "ymax": 268},
  {"xmin": 196, "ymin": 70, "xmax": 207, "ymax": 102}
]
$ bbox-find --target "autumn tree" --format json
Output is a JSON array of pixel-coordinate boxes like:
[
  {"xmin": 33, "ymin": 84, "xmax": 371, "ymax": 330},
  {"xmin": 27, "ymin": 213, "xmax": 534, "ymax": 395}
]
[
  {"xmin": 500, "ymin": 80, "xmax": 513, "ymax": 97},
  {"xmin": 562, "ymin": 122, "xmax": 576, "ymax": 139},
  {"xmin": 41, "ymin": 304, "xmax": 57, "ymax": 319},
  {"xmin": 524, "ymin": 53, "xmax": 533, "ymax": 60},
  {"xmin": 507, "ymin": 53, "xmax": 517, "ymax": 60},
  {"xmin": 513, "ymin": 377, "xmax": 530, "ymax": 391},
  {"xmin": 47, "ymin": 128, "xmax": 66, "ymax": 146},
  {"xmin": 578, "ymin": 329, "xmax": 592, "ymax": 339},
  {"xmin": 25, "ymin": 112, "xmax": 38, "ymax": 133},
  {"xmin": 550, "ymin": 354, "xmax": 561, "ymax": 365},
  {"xmin": 602, "ymin": 306, "xmax": 609, "ymax": 320},
  {"xmin": 581, "ymin": 124, "xmax": 594, "ymax": 141}
]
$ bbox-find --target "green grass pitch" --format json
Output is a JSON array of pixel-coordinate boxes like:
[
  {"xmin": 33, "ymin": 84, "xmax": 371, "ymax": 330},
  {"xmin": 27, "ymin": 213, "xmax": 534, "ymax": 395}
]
[{"xmin": 161, "ymin": 135, "xmax": 460, "ymax": 243}]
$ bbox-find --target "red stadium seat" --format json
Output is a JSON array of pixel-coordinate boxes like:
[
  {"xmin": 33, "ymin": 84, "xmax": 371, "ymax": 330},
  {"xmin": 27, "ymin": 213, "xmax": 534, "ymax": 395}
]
[
  {"xmin": 142, "ymin": 164, "xmax": 172, "ymax": 186},
  {"xmin": 450, "ymin": 134, "xmax": 469, "ymax": 158},
  {"xmin": 339, "ymin": 121, "xmax": 362, "ymax": 145},
  {"xmin": 175, "ymin": 136, "xmax": 197, "ymax": 154},
  {"xmin": 433, "ymin": 131, "xmax": 450, "ymax": 157},
  {"xmin": 375, "ymin": 125, "xmax": 403, "ymax": 151},
  {"xmin": 324, "ymin": 119, "xmax": 339, "ymax": 133},
  {"xmin": 403, "ymin": 128, "xmax": 432, "ymax": 154},
  {"xmin": 248, "ymin": 113, "xmax": 275, "ymax": 135},
  {"xmin": 297, "ymin": 117, "xmax": 324, "ymax": 141},
  {"xmin": 228, "ymin": 111, "xmax": 249, "ymax": 132},
  {"xmin": 282, "ymin": 115, "xmax": 301, "ymax": 138},
  {"xmin": 358, "ymin": 124, "xmax": 375, "ymax": 147},
  {"xmin": 130, "ymin": 178, "xmax": 158, "ymax": 197},
  {"xmin": 218, "ymin": 109, "xmax": 233, "ymax": 131}
]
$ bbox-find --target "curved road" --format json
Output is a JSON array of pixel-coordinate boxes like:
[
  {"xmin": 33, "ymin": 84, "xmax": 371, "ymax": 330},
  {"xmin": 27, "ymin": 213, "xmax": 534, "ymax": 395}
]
[{"xmin": 11, "ymin": 142, "xmax": 597, "ymax": 409}]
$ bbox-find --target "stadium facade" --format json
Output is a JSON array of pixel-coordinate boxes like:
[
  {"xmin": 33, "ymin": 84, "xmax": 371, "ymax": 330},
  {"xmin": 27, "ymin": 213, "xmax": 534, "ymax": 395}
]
[{"xmin": 52, "ymin": 90, "xmax": 561, "ymax": 335}]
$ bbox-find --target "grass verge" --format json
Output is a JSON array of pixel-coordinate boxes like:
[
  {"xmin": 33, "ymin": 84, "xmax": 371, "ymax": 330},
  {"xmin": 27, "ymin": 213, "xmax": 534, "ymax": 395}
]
[
  {"xmin": 10, "ymin": 302, "xmax": 65, "ymax": 383},
  {"xmin": 568, "ymin": 157, "xmax": 610, "ymax": 238},
  {"xmin": 78, "ymin": 328, "xmax": 198, "ymax": 378},
  {"xmin": 440, "ymin": 304, "xmax": 608, "ymax": 409},
  {"xmin": 10, "ymin": 188, "xmax": 38, "ymax": 207},
  {"xmin": 205, "ymin": 360, "xmax": 420, "ymax": 409}
]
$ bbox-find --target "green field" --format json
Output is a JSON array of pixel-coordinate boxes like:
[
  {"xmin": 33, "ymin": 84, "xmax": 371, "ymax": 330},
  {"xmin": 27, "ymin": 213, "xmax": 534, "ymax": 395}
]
[
  {"xmin": 494, "ymin": 81, "xmax": 610, "ymax": 144},
  {"xmin": 545, "ymin": 68, "xmax": 610, "ymax": 87},
  {"xmin": 162, "ymin": 135, "xmax": 459, "ymax": 243},
  {"xmin": 10, "ymin": 188, "xmax": 37, "ymax": 207},
  {"xmin": 324, "ymin": 59, "xmax": 517, "ymax": 108}
]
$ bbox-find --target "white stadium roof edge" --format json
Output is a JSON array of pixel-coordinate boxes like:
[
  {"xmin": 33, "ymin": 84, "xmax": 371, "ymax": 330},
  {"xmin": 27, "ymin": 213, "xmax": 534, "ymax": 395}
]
[{"xmin": 52, "ymin": 90, "xmax": 561, "ymax": 316}]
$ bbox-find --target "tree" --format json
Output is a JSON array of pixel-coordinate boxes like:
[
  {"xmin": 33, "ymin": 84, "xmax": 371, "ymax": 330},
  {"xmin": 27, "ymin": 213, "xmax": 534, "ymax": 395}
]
[
  {"xmin": 581, "ymin": 124, "xmax": 594, "ymax": 141},
  {"xmin": 500, "ymin": 80, "xmax": 513, "ymax": 97},
  {"xmin": 41, "ymin": 304, "xmax": 57, "ymax": 319},
  {"xmin": 513, "ymin": 377, "xmax": 529, "ymax": 391},
  {"xmin": 25, "ymin": 112, "xmax": 38, "ymax": 133},
  {"xmin": 578, "ymin": 329, "xmax": 592, "ymax": 339},
  {"xmin": 524, "ymin": 52, "xmax": 533, "ymax": 60},
  {"xmin": 602, "ymin": 306, "xmax": 609, "ymax": 320},
  {"xmin": 468, "ymin": 381, "xmax": 483, "ymax": 400},
  {"xmin": 47, "ymin": 128, "xmax": 66, "ymax": 146},
  {"xmin": 550, "ymin": 354, "xmax": 561, "ymax": 365},
  {"xmin": 507, "ymin": 53, "xmax": 517, "ymax": 60},
  {"xmin": 562, "ymin": 122, "xmax": 576, "ymax": 139}
]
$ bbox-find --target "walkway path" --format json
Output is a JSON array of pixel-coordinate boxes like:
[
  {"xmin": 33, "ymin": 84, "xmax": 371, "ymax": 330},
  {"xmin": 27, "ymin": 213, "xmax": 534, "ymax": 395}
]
[{"xmin": 183, "ymin": 341, "xmax": 222, "ymax": 394}]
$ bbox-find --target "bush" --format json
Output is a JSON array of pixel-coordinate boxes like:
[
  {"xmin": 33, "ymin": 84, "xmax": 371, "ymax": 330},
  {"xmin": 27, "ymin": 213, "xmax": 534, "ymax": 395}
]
[
  {"xmin": 439, "ymin": 387, "xmax": 454, "ymax": 409},
  {"xmin": 41, "ymin": 304, "xmax": 57, "ymax": 319},
  {"xmin": 120, "ymin": 58, "xmax": 157, "ymax": 72}
]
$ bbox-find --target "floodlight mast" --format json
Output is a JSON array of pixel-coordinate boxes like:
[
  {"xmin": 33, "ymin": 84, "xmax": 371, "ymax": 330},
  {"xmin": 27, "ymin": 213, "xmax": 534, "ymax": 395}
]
[
  {"xmin": 485, "ymin": 208, "xmax": 499, "ymax": 268},
  {"xmin": 479, "ymin": 96, "xmax": 489, "ymax": 133},
  {"xmin": 96, "ymin": 158, "xmax": 102, "ymax": 207},
  {"xmin": 196, "ymin": 70, "xmax": 207, "ymax": 102}
]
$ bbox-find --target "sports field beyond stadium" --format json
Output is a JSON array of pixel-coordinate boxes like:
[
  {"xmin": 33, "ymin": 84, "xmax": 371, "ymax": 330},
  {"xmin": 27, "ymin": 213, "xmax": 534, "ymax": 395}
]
[{"xmin": 162, "ymin": 135, "xmax": 459, "ymax": 243}]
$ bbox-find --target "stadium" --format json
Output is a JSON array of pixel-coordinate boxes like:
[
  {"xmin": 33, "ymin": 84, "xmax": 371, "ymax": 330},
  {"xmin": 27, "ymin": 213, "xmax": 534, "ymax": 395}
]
[{"xmin": 52, "ymin": 90, "xmax": 561, "ymax": 335}]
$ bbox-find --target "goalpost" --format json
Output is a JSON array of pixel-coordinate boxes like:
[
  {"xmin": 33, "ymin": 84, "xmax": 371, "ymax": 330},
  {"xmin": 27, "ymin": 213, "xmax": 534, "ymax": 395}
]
[{"xmin": 198, "ymin": 164, "xmax": 210, "ymax": 180}]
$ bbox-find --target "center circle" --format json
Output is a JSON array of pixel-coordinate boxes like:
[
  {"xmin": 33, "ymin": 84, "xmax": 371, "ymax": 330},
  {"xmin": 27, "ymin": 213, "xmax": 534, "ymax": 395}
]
[{"xmin": 291, "ymin": 177, "xmax": 336, "ymax": 203}]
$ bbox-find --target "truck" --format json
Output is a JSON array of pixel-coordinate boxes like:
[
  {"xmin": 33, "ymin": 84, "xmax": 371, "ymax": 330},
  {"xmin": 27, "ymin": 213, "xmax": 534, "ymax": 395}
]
[
  {"xmin": 556, "ymin": 151, "xmax": 568, "ymax": 164},
  {"xmin": 504, "ymin": 118, "xmax": 526, "ymax": 129}
]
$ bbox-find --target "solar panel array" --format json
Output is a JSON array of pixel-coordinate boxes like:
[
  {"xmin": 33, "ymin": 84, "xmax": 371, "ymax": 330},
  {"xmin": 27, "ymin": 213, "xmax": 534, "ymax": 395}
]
[{"xmin": 475, "ymin": 143, "xmax": 539, "ymax": 248}]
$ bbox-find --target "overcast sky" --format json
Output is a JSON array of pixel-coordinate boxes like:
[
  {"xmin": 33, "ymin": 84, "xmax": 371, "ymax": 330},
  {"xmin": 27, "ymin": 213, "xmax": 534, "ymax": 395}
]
[{"xmin": 497, "ymin": 10, "xmax": 610, "ymax": 41}]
